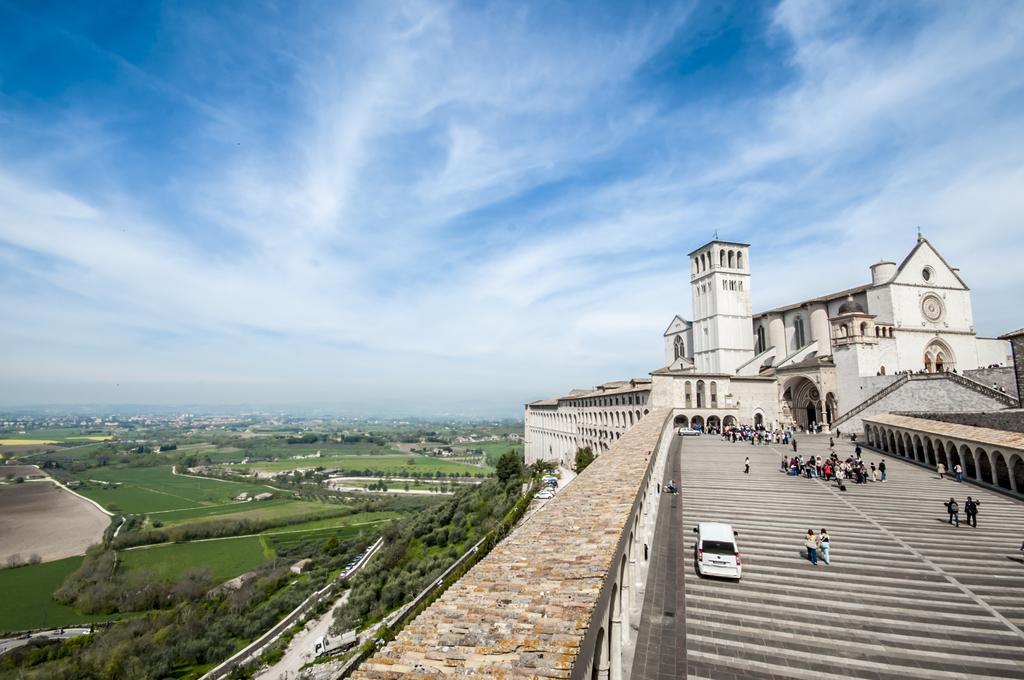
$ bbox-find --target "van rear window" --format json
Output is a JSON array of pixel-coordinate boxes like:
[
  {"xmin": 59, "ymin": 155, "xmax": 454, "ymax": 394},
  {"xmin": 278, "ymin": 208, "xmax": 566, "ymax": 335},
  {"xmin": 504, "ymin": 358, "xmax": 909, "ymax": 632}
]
[{"xmin": 701, "ymin": 540, "xmax": 735, "ymax": 555}]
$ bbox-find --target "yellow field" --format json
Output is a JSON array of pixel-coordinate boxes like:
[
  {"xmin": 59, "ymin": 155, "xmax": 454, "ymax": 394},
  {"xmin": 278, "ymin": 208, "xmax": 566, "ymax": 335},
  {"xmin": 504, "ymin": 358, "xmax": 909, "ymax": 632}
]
[{"xmin": 0, "ymin": 439, "xmax": 60, "ymax": 446}]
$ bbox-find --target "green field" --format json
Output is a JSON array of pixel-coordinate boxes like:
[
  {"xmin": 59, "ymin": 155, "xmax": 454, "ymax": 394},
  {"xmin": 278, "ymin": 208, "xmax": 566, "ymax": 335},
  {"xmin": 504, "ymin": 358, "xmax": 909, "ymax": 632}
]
[
  {"xmin": 260, "ymin": 511, "xmax": 396, "ymax": 547},
  {"xmin": 152, "ymin": 498, "xmax": 346, "ymax": 527},
  {"xmin": 453, "ymin": 440, "xmax": 522, "ymax": 466},
  {"xmin": 0, "ymin": 557, "xmax": 115, "ymax": 633},
  {"xmin": 245, "ymin": 453, "xmax": 491, "ymax": 476},
  {"xmin": 76, "ymin": 466, "xmax": 271, "ymax": 514},
  {"xmin": 0, "ymin": 428, "xmax": 114, "ymax": 443},
  {"xmin": 120, "ymin": 535, "xmax": 274, "ymax": 582}
]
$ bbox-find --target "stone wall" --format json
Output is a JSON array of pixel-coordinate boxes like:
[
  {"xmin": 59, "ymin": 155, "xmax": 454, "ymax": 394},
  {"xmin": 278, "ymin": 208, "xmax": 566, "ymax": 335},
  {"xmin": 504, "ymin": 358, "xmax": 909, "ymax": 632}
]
[
  {"xmin": 963, "ymin": 366, "xmax": 1018, "ymax": 398},
  {"xmin": 351, "ymin": 408, "xmax": 672, "ymax": 679},
  {"xmin": 836, "ymin": 375, "xmax": 1011, "ymax": 434},
  {"xmin": 893, "ymin": 409, "xmax": 1024, "ymax": 434}
]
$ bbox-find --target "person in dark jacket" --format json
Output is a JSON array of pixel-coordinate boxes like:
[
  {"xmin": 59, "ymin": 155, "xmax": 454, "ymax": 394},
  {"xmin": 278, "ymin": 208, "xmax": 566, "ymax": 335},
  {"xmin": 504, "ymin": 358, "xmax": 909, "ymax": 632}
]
[
  {"xmin": 964, "ymin": 496, "xmax": 980, "ymax": 528},
  {"xmin": 944, "ymin": 498, "xmax": 960, "ymax": 527}
]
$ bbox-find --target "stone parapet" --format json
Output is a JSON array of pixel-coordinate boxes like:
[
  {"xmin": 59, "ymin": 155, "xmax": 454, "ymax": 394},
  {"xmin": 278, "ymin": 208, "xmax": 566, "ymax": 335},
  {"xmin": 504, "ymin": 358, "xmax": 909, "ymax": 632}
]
[{"xmin": 351, "ymin": 408, "xmax": 672, "ymax": 679}]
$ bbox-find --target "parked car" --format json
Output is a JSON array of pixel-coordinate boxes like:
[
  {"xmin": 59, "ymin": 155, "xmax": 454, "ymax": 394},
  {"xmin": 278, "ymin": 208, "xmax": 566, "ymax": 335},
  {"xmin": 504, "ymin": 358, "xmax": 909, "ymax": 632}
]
[
  {"xmin": 692, "ymin": 522, "xmax": 741, "ymax": 579},
  {"xmin": 678, "ymin": 427, "xmax": 701, "ymax": 436},
  {"xmin": 535, "ymin": 490, "xmax": 554, "ymax": 500}
]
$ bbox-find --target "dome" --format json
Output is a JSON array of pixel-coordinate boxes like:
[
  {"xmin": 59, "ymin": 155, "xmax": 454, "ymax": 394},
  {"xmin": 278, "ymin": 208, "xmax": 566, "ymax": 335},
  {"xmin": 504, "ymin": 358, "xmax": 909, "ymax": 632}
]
[{"xmin": 837, "ymin": 294, "xmax": 866, "ymax": 315}]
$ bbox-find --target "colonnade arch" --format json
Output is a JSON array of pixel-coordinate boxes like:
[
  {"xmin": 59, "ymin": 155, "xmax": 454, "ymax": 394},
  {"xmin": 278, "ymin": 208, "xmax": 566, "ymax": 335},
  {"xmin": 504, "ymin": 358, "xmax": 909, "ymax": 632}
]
[{"xmin": 866, "ymin": 422, "xmax": 1022, "ymax": 495}]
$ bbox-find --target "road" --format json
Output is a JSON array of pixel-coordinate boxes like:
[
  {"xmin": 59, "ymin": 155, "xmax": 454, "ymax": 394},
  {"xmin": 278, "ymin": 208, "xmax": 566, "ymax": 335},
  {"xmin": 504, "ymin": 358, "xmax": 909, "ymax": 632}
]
[
  {"xmin": 253, "ymin": 592, "xmax": 350, "ymax": 680},
  {"xmin": 0, "ymin": 628, "xmax": 91, "ymax": 657}
]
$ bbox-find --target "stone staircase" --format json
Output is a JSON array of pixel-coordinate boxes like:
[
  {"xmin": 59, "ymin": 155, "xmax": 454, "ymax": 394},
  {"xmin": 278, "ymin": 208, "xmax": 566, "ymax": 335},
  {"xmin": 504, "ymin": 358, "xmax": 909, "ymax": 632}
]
[
  {"xmin": 830, "ymin": 372, "xmax": 1019, "ymax": 433},
  {"xmin": 678, "ymin": 435, "xmax": 1024, "ymax": 679}
]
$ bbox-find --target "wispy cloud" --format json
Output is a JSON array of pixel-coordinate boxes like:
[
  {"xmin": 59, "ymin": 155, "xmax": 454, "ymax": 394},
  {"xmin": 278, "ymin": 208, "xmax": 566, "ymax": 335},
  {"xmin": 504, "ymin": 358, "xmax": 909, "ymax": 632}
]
[{"xmin": 1, "ymin": 0, "xmax": 1022, "ymax": 413}]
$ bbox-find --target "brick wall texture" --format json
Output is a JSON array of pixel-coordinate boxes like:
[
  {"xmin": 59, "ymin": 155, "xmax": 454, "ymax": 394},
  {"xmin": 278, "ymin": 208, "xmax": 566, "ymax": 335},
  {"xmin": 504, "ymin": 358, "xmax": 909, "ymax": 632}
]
[{"xmin": 351, "ymin": 408, "xmax": 672, "ymax": 679}]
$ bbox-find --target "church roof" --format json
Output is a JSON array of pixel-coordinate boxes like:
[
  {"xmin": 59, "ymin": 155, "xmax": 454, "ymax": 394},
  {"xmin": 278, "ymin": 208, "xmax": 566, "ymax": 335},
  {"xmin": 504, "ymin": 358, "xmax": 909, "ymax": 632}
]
[
  {"xmin": 998, "ymin": 328, "xmax": 1024, "ymax": 340},
  {"xmin": 754, "ymin": 283, "xmax": 871, "ymax": 317},
  {"xmin": 837, "ymin": 294, "xmax": 867, "ymax": 315},
  {"xmin": 663, "ymin": 314, "xmax": 691, "ymax": 336},
  {"xmin": 893, "ymin": 235, "xmax": 969, "ymax": 289}
]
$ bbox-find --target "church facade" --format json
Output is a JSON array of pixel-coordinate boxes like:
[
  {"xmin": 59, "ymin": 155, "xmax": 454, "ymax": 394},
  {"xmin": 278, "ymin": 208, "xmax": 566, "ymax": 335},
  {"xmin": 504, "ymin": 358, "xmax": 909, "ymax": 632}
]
[{"xmin": 525, "ymin": 235, "xmax": 1012, "ymax": 467}]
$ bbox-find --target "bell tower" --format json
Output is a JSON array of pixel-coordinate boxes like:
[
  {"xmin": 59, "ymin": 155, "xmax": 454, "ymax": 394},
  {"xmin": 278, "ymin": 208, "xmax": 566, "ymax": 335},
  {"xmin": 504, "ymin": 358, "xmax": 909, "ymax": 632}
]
[{"xmin": 688, "ymin": 240, "xmax": 755, "ymax": 373}]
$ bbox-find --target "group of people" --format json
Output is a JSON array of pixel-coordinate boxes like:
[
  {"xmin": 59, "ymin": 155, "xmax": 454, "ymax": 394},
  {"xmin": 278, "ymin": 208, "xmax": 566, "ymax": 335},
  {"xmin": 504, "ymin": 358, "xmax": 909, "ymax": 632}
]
[
  {"xmin": 723, "ymin": 426, "xmax": 794, "ymax": 446},
  {"xmin": 943, "ymin": 496, "xmax": 981, "ymax": 527},
  {"xmin": 781, "ymin": 448, "xmax": 887, "ymax": 486}
]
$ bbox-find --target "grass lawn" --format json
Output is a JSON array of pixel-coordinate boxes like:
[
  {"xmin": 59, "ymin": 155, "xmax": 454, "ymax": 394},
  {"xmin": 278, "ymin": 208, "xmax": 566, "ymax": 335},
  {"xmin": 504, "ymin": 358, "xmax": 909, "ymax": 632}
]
[
  {"xmin": 0, "ymin": 556, "xmax": 116, "ymax": 633},
  {"xmin": 76, "ymin": 466, "xmax": 271, "ymax": 514},
  {"xmin": 246, "ymin": 453, "xmax": 491, "ymax": 476},
  {"xmin": 152, "ymin": 498, "xmax": 348, "ymax": 527},
  {"xmin": 120, "ymin": 535, "xmax": 274, "ymax": 582}
]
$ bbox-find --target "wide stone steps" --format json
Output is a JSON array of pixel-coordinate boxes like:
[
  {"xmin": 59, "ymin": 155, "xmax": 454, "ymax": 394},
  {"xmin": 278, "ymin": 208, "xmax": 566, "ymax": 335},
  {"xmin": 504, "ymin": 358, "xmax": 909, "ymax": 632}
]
[{"xmin": 673, "ymin": 434, "xmax": 1024, "ymax": 680}]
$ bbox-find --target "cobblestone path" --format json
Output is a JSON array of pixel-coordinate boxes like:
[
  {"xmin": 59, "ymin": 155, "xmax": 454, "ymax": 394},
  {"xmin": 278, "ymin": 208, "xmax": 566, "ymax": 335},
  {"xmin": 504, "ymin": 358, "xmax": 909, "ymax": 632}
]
[{"xmin": 677, "ymin": 433, "xmax": 1024, "ymax": 680}]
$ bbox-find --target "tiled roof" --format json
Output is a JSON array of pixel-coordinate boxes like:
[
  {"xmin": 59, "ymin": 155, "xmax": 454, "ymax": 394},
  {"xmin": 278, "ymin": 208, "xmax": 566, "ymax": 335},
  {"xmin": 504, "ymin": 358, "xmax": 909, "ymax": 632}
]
[
  {"xmin": 351, "ymin": 408, "xmax": 672, "ymax": 679},
  {"xmin": 864, "ymin": 413, "xmax": 1024, "ymax": 451}
]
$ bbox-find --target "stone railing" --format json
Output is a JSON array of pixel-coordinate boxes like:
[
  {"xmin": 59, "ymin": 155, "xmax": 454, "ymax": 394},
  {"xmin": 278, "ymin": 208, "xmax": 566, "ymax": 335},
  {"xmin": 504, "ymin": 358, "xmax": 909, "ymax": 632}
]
[
  {"xmin": 350, "ymin": 408, "xmax": 673, "ymax": 679},
  {"xmin": 830, "ymin": 374, "xmax": 910, "ymax": 429}
]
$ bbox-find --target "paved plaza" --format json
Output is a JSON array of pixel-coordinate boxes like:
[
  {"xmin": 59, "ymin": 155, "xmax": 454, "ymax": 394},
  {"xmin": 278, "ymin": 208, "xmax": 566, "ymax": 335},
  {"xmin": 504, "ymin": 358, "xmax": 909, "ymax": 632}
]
[{"xmin": 638, "ymin": 432, "xmax": 1024, "ymax": 680}]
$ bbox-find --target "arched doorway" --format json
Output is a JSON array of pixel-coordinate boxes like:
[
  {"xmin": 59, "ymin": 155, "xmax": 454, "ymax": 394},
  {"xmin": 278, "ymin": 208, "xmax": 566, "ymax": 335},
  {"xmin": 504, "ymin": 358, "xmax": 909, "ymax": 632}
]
[
  {"xmin": 924, "ymin": 339, "xmax": 955, "ymax": 373},
  {"xmin": 1011, "ymin": 455, "xmax": 1024, "ymax": 492},
  {"xmin": 993, "ymin": 452, "xmax": 1010, "ymax": 490},
  {"xmin": 723, "ymin": 415, "xmax": 737, "ymax": 429},
  {"xmin": 691, "ymin": 415, "xmax": 705, "ymax": 432},
  {"xmin": 978, "ymin": 449, "xmax": 993, "ymax": 484},
  {"xmin": 753, "ymin": 413, "xmax": 764, "ymax": 428},
  {"xmin": 673, "ymin": 414, "xmax": 689, "ymax": 428},
  {"xmin": 962, "ymin": 446, "xmax": 976, "ymax": 478},
  {"xmin": 782, "ymin": 377, "xmax": 822, "ymax": 429},
  {"xmin": 706, "ymin": 415, "xmax": 721, "ymax": 433}
]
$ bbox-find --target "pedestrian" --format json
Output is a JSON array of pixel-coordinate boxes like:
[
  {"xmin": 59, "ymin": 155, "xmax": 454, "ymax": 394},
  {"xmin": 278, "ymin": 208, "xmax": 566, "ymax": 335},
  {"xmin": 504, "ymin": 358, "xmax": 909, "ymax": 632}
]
[
  {"xmin": 870, "ymin": 462, "xmax": 877, "ymax": 482},
  {"xmin": 744, "ymin": 456, "xmax": 750, "ymax": 474},
  {"xmin": 879, "ymin": 459, "xmax": 887, "ymax": 482},
  {"xmin": 819, "ymin": 529, "xmax": 831, "ymax": 565},
  {"xmin": 964, "ymin": 496, "xmax": 979, "ymax": 528},
  {"xmin": 937, "ymin": 462, "xmax": 946, "ymax": 480},
  {"xmin": 829, "ymin": 437, "xmax": 834, "ymax": 448},
  {"xmin": 954, "ymin": 464, "xmax": 964, "ymax": 482},
  {"xmin": 792, "ymin": 439, "xmax": 798, "ymax": 453},
  {"xmin": 944, "ymin": 497, "xmax": 960, "ymax": 527},
  {"xmin": 805, "ymin": 529, "xmax": 819, "ymax": 565}
]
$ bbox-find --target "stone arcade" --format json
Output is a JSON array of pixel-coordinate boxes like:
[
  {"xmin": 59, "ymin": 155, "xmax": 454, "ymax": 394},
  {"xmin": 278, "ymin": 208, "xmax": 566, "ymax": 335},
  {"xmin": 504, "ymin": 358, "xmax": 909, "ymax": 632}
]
[{"xmin": 526, "ymin": 235, "xmax": 1015, "ymax": 467}]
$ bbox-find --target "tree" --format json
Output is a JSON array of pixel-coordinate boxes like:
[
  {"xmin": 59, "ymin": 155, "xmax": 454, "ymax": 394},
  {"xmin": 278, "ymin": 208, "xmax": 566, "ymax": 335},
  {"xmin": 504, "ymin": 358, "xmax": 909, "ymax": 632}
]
[
  {"xmin": 496, "ymin": 450, "xmax": 524, "ymax": 485},
  {"xmin": 574, "ymin": 447, "xmax": 595, "ymax": 474}
]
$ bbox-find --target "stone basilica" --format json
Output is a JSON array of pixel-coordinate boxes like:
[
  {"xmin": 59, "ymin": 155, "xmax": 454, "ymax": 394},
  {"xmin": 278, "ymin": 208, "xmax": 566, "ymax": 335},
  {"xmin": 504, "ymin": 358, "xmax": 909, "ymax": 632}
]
[{"xmin": 525, "ymin": 235, "xmax": 1015, "ymax": 467}]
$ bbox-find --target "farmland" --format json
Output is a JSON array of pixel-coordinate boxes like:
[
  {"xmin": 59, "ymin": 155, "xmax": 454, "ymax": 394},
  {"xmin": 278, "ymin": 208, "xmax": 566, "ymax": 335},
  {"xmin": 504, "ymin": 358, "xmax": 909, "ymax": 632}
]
[
  {"xmin": 75, "ymin": 465, "xmax": 271, "ymax": 514},
  {"xmin": 0, "ymin": 477, "xmax": 110, "ymax": 564},
  {"xmin": 120, "ymin": 535, "xmax": 275, "ymax": 582},
  {"xmin": 151, "ymin": 497, "xmax": 347, "ymax": 527},
  {"xmin": 0, "ymin": 556, "xmax": 115, "ymax": 633},
  {"xmin": 243, "ymin": 453, "xmax": 492, "ymax": 476}
]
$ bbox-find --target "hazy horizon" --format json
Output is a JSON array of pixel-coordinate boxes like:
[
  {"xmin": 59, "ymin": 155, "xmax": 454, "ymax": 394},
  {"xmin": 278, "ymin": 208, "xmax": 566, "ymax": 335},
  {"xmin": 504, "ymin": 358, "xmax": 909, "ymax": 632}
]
[{"xmin": 3, "ymin": 1, "xmax": 1023, "ymax": 414}]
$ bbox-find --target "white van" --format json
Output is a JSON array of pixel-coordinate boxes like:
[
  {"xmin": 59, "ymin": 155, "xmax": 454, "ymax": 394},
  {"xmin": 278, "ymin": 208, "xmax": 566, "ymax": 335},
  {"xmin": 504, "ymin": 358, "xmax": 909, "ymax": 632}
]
[{"xmin": 692, "ymin": 522, "xmax": 742, "ymax": 579}]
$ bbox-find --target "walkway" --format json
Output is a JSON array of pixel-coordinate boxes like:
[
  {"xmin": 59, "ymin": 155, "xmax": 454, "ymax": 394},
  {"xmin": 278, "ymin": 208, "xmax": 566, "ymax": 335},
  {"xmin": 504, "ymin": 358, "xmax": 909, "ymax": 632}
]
[
  {"xmin": 676, "ymin": 434, "xmax": 1024, "ymax": 679},
  {"xmin": 629, "ymin": 433, "xmax": 686, "ymax": 680}
]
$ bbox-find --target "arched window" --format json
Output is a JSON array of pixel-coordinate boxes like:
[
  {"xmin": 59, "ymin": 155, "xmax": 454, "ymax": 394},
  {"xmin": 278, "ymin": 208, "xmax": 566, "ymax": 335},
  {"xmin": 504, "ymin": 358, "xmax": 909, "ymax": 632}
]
[
  {"xmin": 880, "ymin": 365, "xmax": 886, "ymax": 375},
  {"xmin": 840, "ymin": 325, "xmax": 849, "ymax": 337},
  {"xmin": 860, "ymin": 322, "xmax": 868, "ymax": 336},
  {"xmin": 737, "ymin": 252, "xmax": 743, "ymax": 269},
  {"xmin": 755, "ymin": 326, "xmax": 766, "ymax": 354},
  {"xmin": 710, "ymin": 381, "xmax": 718, "ymax": 406},
  {"xmin": 673, "ymin": 335, "xmax": 685, "ymax": 360},
  {"xmin": 696, "ymin": 380, "xmax": 706, "ymax": 408},
  {"xmin": 684, "ymin": 381, "xmax": 692, "ymax": 408},
  {"xmin": 728, "ymin": 250, "xmax": 735, "ymax": 268},
  {"xmin": 720, "ymin": 250, "xmax": 725, "ymax": 267},
  {"xmin": 793, "ymin": 317, "xmax": 806, "ymax": 349}
]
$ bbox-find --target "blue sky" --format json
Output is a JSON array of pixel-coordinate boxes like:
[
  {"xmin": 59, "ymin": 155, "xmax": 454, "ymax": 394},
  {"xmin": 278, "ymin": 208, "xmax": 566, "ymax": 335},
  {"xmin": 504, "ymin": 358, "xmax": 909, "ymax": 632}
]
[{"xmin": 2, "ymin": 1, "xmax": 1023, "ymax": 415}]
